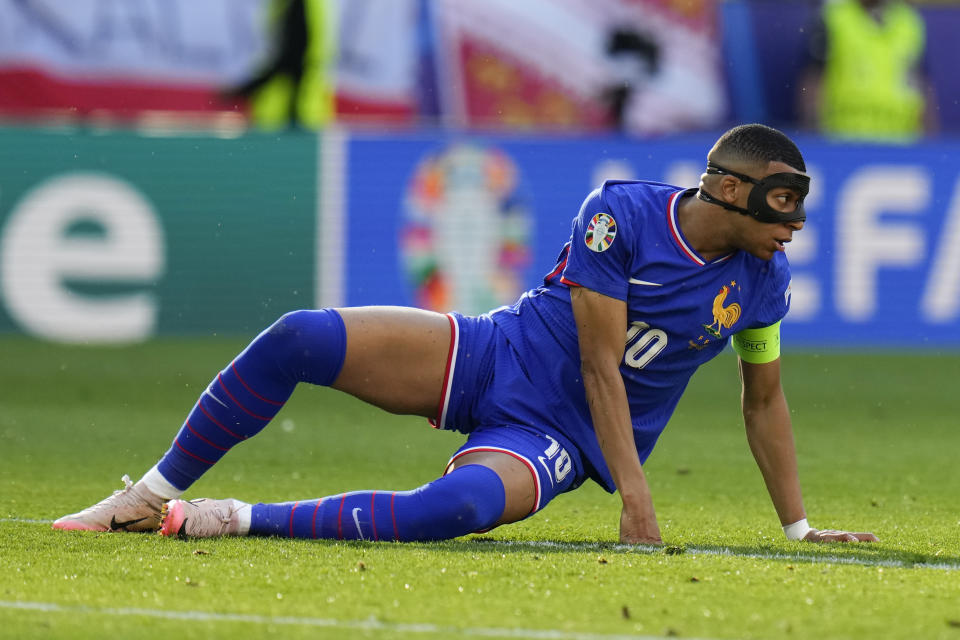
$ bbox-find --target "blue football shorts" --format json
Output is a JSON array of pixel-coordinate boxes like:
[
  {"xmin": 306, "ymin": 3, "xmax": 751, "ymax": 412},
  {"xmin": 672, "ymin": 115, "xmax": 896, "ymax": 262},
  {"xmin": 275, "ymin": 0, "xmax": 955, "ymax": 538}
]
[{"xmin": 433, "ymin": 312, "xmax": 588, "ymax": 516}]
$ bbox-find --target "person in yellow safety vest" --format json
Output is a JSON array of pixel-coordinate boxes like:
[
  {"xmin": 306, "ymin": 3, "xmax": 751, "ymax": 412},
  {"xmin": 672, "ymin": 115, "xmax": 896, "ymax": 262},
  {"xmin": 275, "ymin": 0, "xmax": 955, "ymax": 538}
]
[
  {"xmin": 223, "ymin": 0, "xmax": 337, "ymax": 130},
  {"xmin": 798, "ymin": 0, "xmax": 937, "ymax": 142}
]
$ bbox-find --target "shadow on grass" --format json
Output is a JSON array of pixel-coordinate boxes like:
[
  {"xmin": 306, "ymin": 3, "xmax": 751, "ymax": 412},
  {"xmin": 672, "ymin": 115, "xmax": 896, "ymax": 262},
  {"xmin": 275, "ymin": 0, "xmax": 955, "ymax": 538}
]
[
  {"xmin": 20, "ymin": 518, "xmax": 960, "ymax": 572},
  {"xmin": 368, "ymin": 536, "xmax": 960, "ymax": 571}
]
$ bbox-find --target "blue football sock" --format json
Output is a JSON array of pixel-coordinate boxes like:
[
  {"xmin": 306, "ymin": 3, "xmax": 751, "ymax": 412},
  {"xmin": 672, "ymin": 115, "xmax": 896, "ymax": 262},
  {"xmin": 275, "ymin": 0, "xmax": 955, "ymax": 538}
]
[
  {"xmin": 157, "ymin": 309, "xmax": 347, "ymax": 491},
  {"xmin": 248, "ymin": 464, "xmax": 506, "ymax": 541}
]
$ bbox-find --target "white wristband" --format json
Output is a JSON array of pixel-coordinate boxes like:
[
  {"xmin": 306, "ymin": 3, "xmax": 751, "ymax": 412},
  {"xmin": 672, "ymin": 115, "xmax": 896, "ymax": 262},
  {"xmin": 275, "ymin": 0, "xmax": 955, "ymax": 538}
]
[{"xmin": 783, "ymin": 518, "xmax": 813, "ymax": 540}]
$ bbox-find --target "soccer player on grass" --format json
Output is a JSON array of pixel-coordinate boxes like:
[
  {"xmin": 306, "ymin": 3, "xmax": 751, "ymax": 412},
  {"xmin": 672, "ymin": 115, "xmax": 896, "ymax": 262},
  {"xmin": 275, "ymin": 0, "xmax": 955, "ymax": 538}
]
[{"xmin": 54, "ymin": 124, "xmax": 877, "ymax": 545}]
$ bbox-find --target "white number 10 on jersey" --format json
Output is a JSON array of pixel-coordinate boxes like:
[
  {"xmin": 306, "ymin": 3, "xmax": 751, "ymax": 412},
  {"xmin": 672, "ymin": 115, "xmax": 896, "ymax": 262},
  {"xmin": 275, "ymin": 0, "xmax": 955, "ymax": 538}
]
[{"xmin": 624, "ymin": 321, "xmax": 667, "ymax": 369}]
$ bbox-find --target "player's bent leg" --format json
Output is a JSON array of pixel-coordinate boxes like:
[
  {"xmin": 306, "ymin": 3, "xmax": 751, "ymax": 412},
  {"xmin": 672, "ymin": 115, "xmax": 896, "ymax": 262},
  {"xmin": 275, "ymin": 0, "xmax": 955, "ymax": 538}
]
[
  {"xmin": 159, "ymin": 464, "xmax": 507, "ymax": 541},
  {"xmin": 57, "ymin": 306, "xmax": 456, "ymax": 535},
  {"xmin": 54, "ymin": 308, "xmax": 350, "ymax": 532},
  {"xmin": 154, "ymin": 308, "xmax": 349, "ymax": 491}
]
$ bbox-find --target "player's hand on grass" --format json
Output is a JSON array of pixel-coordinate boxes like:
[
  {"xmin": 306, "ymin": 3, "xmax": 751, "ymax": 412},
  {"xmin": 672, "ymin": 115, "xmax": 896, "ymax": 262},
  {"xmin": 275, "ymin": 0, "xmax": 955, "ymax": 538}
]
[
  {"xmin": 619, "ymin": 503, "xmax": 663, "ymax": 545},
  {"xmin": 804, "ymin": 528, "xmax": 879, "ymax": 543}
]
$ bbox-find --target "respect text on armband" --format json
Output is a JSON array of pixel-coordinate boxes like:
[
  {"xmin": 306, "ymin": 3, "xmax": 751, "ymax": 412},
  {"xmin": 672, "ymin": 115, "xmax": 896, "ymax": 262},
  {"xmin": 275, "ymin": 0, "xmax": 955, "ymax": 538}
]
[{"xmin": 735, "ymin": 338, "xmax": 768, "ymax": 353}]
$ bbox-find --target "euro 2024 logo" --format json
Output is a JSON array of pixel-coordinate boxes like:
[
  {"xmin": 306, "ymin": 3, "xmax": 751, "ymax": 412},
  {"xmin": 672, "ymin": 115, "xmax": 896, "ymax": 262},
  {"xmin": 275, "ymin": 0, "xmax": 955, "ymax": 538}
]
[{"xmin": 400, "ymin": 145, "xmax": 533, "ymax": 315}]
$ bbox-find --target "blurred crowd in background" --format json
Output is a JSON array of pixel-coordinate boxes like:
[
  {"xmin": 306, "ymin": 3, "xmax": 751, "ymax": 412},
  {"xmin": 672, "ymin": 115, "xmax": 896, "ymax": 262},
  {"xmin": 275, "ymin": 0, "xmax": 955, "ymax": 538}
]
[
  {"xmin": 2, "ymin": 0, "xmax": 959, "ymax": 347},
  {"xmin": 0, "ymin": 0, "xmax": 958, "ymax": 143}
]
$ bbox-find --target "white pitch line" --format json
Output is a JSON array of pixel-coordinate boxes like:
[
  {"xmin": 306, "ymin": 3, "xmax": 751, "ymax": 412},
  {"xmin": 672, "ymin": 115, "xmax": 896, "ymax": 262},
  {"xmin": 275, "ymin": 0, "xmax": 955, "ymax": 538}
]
[
  {"xmin": 1, "ymin": 518, "xmax": 52, "ymax": 524},
  {"xmin": 5, "ymin": 517, "xmax": 957, "ymax": 571},
  {"xmin": 0, "ymin": 600, "xmax": 709, "ymax": 640}
]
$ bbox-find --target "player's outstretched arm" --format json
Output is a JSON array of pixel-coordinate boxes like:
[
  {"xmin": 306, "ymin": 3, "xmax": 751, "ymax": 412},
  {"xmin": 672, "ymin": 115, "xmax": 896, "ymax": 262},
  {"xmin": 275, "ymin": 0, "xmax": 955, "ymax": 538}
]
[
  {"xmin": 738, "ymin": 357, "xmax": 878, "ymax": 544},
  {"xmin": 570, "ymin": 286, "xmax": 661, "ymax": 545}
]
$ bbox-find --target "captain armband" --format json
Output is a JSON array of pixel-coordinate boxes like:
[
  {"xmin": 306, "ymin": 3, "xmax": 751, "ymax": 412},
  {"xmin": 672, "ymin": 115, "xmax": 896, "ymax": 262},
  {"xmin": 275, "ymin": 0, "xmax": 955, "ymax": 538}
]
[{"xmin": 731, "ymin": 321, "xmax": 781, "ymax": 364}]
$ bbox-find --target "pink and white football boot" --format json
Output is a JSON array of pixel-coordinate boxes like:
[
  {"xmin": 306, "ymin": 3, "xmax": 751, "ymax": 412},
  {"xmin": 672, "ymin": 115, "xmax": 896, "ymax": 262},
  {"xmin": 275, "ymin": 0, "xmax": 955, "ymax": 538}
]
[
  {"xmin": 159, "ymin": 498, "xmax": 250, "ymax": 539},
  {"xmin": 52, "ymin": 475, "xmax": 166, "ymax": 532}
]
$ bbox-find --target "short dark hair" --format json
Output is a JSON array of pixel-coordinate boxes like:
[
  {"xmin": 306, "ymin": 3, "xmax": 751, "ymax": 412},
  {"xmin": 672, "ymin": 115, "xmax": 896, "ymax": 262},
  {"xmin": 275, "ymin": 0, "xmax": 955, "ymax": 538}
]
[{"xmin": 708, "ymin": 123, "xmax": 806, "ymax": 172}]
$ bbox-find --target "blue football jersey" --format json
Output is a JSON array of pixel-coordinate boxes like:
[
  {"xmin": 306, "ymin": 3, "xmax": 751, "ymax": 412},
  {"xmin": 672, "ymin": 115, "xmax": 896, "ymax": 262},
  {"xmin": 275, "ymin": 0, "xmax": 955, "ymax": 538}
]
[{"xmin": 489, "ymin": 180, "xmax": 792, "ymax": 492}]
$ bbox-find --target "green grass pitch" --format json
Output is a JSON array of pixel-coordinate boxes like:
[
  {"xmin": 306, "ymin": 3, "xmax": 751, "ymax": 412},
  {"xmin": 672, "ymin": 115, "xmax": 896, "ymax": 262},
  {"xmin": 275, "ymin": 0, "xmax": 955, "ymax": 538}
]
[{"xmin": 2, "ymin": 335, "xmax": 959, "ymax": 639}]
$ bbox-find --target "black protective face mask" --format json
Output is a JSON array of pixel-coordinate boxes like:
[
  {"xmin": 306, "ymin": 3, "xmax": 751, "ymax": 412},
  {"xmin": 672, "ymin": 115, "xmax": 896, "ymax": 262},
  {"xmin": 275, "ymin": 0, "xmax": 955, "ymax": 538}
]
[{"xmin": 697, "ymin": 162, "xmax": 810, "ymax": 223}]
